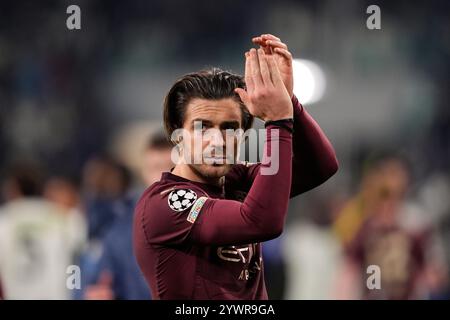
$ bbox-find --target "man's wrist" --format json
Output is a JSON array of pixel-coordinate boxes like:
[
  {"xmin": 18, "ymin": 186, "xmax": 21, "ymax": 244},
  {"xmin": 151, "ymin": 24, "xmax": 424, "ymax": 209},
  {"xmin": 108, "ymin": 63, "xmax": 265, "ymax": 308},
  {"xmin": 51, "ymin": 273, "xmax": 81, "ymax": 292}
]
[
  {"xmin": 264, "ymin": 118, "xmax": 294, "ymax": 133},
  {"xmin": 264, "ymin": 115, "xmax": 293, "ymax": 121}
]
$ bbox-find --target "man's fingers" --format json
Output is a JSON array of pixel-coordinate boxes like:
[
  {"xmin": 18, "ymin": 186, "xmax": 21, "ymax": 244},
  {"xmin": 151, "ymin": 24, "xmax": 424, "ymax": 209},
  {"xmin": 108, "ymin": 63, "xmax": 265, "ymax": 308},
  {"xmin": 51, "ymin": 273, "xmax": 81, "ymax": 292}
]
[
  {"xmin": 244, "ymin": 51, "xmax": 254, "ymax": 93},
  {"xmin": 273, "ymin": 47, "xmax": 293, "ymax": 65},
  {"xmin": 253, "ymin": 34, "xmax": 282, "ymax": 45},
  {"xmin": 266, "ymin": 54, "xmax": 283, "ymax": 86},
  {"xmin": 257, "ymin": 49, "xmax": 272, "ymax": 86},
  {"xmin": 261, "ymin": 43, "xmax": 272, "ymax": 55},
  {"xmin": 252, "ymin": 36, "xmax": 263, "ymax": 44},
  {"xmin": 234, "ymin": 88, "xmax": 249, "ymax": 105},
  {"xmin": 265, "ymin": 40, "xmax": 288, "ymax": 51},
  {"xmin": 249, "ymin": 48, "xmax": 263, "ymax": 88},
  {"xmin": 253, "ymin": 36, "xmax": 288, "ymax": 56},
  {"xmin": 261, "ymin": 34, "xmax": 281, "ymax": 41}
]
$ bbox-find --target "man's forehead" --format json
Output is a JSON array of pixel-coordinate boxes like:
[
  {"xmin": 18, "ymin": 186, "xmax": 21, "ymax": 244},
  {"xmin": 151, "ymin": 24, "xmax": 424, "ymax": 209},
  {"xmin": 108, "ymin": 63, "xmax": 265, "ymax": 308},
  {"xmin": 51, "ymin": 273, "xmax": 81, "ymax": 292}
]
[{"xmin": 185, "ymin": 98, "xmax": 242, "ymax": 123}]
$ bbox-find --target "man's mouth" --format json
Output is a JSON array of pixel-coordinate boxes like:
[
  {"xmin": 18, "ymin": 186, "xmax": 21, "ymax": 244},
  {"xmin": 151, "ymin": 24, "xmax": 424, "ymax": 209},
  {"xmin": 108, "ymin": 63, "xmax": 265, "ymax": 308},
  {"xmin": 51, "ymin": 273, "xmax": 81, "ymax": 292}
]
[{"xmin": 203, "ymin": 156, "xmax": 229, "ymax": 164}]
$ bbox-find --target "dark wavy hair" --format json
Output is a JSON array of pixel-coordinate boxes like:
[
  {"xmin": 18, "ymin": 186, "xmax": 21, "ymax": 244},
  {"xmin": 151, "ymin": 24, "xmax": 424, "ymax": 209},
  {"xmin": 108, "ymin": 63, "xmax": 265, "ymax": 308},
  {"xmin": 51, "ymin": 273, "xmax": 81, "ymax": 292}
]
[{"xmin": 163, "ymin": 68, "xmax": 253, "ymax": 143}]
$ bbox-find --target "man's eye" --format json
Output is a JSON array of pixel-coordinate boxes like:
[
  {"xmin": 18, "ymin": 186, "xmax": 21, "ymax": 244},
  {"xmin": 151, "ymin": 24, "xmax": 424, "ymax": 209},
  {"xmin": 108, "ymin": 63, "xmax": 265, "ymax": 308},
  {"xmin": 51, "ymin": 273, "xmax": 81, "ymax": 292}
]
[
  {"xmin": 222, "ymin": 126, "xmax": 239, "ymax": 133},
  {"xmin": 194, "ymin": 123, "xmax": 208, "ymax": 131},
  {"xmin": 222, "ymin": 124, "xmax": 239, "ymax": 131}
]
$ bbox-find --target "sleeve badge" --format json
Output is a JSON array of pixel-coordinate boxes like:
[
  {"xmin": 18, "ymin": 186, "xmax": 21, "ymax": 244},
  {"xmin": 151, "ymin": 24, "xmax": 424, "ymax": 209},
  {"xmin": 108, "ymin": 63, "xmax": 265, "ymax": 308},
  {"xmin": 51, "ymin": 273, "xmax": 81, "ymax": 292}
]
[
  {"xmin": 167, "ymin": 189, "xmax": 197, "ymax": 212},
  {"xmin": 187, "ymin": 197, "xmax": 208, "ymax": 224}
]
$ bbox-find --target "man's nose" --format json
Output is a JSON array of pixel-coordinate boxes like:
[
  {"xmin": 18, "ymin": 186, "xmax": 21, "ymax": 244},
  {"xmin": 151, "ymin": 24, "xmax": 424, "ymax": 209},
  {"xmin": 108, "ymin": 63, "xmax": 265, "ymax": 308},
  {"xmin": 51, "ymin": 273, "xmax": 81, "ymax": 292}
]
[{"xmin": 208, "ymin": 129, "xmax": 225, "ymax": 147}]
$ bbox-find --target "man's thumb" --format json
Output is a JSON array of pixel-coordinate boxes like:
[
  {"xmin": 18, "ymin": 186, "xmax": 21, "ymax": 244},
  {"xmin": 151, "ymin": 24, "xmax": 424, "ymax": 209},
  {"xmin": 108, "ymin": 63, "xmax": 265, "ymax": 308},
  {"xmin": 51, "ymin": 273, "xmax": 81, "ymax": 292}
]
[{"xmin": 234, "ymin": 88, "xmax": 248, "ymax": 104}]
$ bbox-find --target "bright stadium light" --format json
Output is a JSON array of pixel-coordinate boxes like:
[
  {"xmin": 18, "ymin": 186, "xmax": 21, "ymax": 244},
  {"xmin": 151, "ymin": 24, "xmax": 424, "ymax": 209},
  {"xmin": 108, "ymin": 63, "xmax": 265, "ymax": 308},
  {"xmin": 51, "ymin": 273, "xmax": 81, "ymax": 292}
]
[{"xmin": 292, "ymin": 59, "xmax": 326, "ymax": 105}]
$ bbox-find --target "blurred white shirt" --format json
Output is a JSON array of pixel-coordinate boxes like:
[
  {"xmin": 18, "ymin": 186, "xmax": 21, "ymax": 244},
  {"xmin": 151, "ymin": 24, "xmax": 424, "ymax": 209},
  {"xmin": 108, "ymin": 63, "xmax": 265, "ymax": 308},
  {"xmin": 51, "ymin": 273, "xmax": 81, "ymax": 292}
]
[
  {"xmin": 283, "ymin": 221, "xmax": 344, "ymax": 299},
  {"xmin": 0, "ymin": 198, "xmax": 85, "ymax": 299}
]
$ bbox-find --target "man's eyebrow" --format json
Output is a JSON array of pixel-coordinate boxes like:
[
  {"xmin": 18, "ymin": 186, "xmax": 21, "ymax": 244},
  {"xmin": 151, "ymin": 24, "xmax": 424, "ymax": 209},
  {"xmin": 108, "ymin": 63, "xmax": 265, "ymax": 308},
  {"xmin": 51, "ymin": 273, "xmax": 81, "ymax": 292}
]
[
  {"xmin": 220, "ymin": 121, "xmax": 240, "ymax": 129},
  {"xmin": 191, "ymin": 118, "xmax": 212, "ymax": 125}
]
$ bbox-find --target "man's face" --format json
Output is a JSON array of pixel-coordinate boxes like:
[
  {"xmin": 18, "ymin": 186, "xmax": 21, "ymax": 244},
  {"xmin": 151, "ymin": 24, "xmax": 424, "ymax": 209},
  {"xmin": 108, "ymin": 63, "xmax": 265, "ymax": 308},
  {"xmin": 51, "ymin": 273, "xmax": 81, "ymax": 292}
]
[{"xmin": 180, "ymin": 98, "xmax": 243, "ymax": 180}]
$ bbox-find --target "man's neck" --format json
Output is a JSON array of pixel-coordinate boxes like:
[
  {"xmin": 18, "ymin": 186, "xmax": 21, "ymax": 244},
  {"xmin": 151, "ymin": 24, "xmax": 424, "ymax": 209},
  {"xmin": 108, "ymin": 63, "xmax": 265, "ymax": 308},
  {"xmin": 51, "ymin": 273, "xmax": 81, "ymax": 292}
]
[{"xmin": 171, "ymin": 164, "xmax": 221, "ymax": 187}]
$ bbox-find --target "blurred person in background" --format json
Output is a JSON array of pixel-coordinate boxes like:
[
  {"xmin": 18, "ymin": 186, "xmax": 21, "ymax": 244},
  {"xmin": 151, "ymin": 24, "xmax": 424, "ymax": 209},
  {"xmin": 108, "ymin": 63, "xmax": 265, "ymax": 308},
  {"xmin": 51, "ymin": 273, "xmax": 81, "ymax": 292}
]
[
  {"xmin": 81, "ymin": 156, "xmax": 132, "ymax": 241},
  {"xmin": 141, "ymin": 131, "xmax": 175, "ymax": 187},
  {"xmin": 82, "ymin": 132, "xmax": 173, "ymax": 299},
  {"xmin": 43, "ymin": 176, "xmax": 87, "ymax": 262},
  {"xmin": 75, "ymin": 156, "xmax": 133, "ymax": 299},
  {"xmin": 44, "ymin": 176, "xmax": 81, "ymax": 212},
  {"xmin": 333, "ymin": 154, "xmax": 394, "ymax": 248},
  {"xmin": 283, "ymin": 189, "xmax": 346, "ymax": 299},
  {"xmin": 336, "ymin": 155, "xmax": 444, "ymax": 299},
  {"xmin": 0, "ymin": 164, "xmax": 84, "ymax": 299},
  {"xmin": 264, "ymin": 187, "xmax": 346, "ymax": 299},
  {"xmin": 416, "ymin": 172, "xmax": 450, "ymax": 299},
  {"xmin": 262, "ymin": 236, "xmax": 287, "ymax": 299}
]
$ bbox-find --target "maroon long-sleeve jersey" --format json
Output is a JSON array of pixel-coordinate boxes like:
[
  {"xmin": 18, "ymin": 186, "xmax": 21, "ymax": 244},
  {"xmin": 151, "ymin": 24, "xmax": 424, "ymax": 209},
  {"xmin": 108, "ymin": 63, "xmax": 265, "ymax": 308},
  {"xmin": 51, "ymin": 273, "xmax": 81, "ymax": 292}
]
[{"xmin": 133, "ymin": 96, "xmax": 338, "ymax": 299}]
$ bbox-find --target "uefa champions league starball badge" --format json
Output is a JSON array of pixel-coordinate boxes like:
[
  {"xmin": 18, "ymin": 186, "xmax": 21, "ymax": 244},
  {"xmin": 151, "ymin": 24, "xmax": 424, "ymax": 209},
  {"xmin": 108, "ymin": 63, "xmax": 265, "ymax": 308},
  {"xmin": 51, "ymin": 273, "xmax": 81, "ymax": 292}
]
[{"xmin": 168, "ymin": 189, "xmax": 198, "ymax": 212}]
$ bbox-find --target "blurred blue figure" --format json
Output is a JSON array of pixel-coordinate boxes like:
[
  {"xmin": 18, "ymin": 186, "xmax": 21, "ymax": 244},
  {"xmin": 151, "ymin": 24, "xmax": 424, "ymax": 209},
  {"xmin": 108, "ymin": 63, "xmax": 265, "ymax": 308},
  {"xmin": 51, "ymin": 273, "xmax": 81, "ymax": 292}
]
[
  {"xmin": 79, "ymin": 132, "xmax": 173, "ymax": 299},
  {"xmin": 81, "ymin": 156, "xmax": 133, "ymax": 241},
  {"xmin": 82, "ymin": 193, "xmax": 151, "ymax": 300},
  {"xmin": 262, "ymin": 236, "xmax": 286, "ymax": 299},
  {"xmin": 74, "ymin": 156, "xmax": 133, "ymax": 299}
]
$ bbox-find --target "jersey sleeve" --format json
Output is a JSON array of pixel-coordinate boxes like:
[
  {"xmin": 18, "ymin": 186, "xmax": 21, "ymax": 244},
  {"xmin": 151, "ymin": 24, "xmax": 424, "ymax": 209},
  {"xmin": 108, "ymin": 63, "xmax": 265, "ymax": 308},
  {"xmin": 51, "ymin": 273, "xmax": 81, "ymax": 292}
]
[{"xmin": 136, "ymin": 186, "xmax": 210, "ymax": 246}]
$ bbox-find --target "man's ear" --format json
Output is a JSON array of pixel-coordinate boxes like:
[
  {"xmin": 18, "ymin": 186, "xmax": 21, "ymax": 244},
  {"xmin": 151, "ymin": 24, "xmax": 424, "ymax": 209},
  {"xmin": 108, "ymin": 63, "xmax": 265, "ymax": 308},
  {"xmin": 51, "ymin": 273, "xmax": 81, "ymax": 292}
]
[
  {"xmin": 170, "ymin": 129, "xmax": 184, "ymax": 145},
  {"xmin": 171, "ymin": 136, "xmax": 182, "ymax": 145}
]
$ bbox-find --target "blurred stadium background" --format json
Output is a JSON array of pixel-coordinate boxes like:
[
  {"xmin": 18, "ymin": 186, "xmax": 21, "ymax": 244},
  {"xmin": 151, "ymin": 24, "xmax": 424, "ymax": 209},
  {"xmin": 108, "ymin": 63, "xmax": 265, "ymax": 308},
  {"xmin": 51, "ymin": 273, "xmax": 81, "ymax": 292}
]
[{"xmin": 0, "ymin": 0, "xmax": 449, "ymax": 299}]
